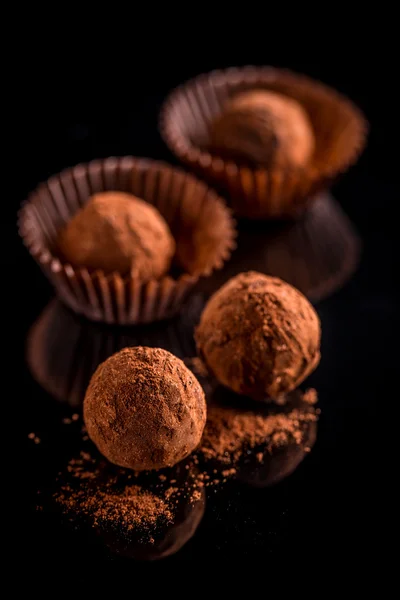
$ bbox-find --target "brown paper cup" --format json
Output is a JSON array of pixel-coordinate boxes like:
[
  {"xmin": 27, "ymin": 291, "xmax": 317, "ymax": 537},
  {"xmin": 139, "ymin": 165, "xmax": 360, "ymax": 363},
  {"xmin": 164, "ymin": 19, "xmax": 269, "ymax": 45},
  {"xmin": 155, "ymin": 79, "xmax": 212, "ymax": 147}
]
[
  {"xmin": 18, "ymin": 157, "xmax": 236, "ymax": 324},
  {"xmin": 160, "ymin": 66, "xmax": 368, "ymax": 219}
]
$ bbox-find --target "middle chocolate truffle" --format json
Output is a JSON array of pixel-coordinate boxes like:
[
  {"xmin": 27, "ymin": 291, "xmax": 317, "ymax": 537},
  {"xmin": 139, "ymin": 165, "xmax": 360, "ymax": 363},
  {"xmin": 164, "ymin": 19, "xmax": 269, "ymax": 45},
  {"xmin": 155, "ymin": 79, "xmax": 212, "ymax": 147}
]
[
  {"xmin": 195, "ymin": 272, "xmax": 321, "ymax": 401},
  {"xmin": 83, "ymin": 347, "xmax": 207, "ymax": 471}
]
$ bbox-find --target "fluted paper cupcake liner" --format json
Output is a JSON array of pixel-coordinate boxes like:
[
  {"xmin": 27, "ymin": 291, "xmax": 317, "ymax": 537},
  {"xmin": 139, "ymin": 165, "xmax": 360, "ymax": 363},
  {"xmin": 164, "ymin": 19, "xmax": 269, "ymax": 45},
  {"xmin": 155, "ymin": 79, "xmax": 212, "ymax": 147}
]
[
  {"xmin": 19, "ymin": 157, "xmax": 236, "ymax": 324},
  {"xmin": 160, "ymin": 66, "xmax": 367, "ymax": 219},
  {"xmin": 197, "ymin": 192, "xmax": 361, "ymax": 303}
]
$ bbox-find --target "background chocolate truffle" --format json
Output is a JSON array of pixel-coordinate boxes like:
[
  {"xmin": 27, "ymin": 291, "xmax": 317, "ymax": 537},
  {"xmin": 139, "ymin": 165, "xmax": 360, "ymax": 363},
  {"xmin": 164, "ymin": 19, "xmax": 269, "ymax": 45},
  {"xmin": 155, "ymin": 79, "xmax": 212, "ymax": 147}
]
[
  {"xmin": 58, "ymin": 191, "xmax": 175, "ymax": 279},
  {"xmin": 83, "ymin": 347, "xmax": 207, "ymax": 471},
  {"xmin": 195, "ymin": 272, "xmax": 321, "ymax": 400},
  {"xmin": 209, "ymin": 90, "xmax": 315, "ymax": 169}
]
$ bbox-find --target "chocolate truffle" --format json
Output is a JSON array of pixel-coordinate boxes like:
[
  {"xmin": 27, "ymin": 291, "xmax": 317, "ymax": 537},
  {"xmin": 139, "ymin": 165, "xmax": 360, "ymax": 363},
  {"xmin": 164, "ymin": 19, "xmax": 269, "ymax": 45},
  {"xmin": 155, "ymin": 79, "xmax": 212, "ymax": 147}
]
[
  {"xmin": 195, "ymin": 272, "xmax": 321, "ymax": 400},
  {"xmin": 209, "ymin": 90, "xmax": 314, "ymax": 169},
  {"xmin": 83, "ymin": 347, "xmax": 207, "ymax": 471},
  {"xmin": 58, "ymin": 192, "xmax": 175, "ymax": 279}
]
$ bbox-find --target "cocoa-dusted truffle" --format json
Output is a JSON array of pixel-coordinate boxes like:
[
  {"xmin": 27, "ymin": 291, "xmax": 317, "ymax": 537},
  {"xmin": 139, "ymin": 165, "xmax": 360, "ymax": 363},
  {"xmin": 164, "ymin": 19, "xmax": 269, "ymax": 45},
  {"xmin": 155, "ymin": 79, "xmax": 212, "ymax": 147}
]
[
  {"xmin": 58, "ymin": 192, "xmax": 175, "ymax": 279},
  {"xmin": 209, "ymin": 90, "xmax": 314, "ymax": 169},
  {"xmin": 195, "ymin": 272, "xmax": 320, "ymax": 400},
  {"xmin": 83, "ymin": 347, "xmax": 207, "ymax": 471}
]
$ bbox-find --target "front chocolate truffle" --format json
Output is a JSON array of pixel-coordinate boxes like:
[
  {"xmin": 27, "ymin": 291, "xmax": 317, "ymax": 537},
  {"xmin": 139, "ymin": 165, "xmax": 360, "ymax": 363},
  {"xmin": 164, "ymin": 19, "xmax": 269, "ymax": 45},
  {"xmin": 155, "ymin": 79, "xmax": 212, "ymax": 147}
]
[
  {"xmin": 209, "ymin": 90, "xmax": 315, "ymax": 169},
  {"xmin": 195, "ymin": 272, "xmax": 321, "ymax": 400},
  {"xmin": 58, "ymin": 191, "xmax": 175, "ymax": 279},
  {"xmin": 83, "ymin": 347, "xmax": 207, "ymax": 471}
]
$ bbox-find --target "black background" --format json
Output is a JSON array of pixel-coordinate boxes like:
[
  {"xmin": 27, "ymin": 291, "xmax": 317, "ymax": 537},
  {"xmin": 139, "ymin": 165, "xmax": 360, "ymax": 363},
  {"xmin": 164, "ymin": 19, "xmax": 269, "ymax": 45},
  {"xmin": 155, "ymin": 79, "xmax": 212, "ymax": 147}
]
[{"xmin": 7, "ymin": 27, "xmax": 397, "ymax": 564}]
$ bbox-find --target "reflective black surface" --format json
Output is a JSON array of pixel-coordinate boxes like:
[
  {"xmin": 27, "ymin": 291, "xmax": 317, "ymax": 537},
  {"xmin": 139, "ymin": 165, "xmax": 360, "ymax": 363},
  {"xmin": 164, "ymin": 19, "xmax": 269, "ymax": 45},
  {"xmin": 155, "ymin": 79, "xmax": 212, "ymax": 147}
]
[{"xmin": 10, "ymin": 55, "xmax": 397, "ymax": 563}]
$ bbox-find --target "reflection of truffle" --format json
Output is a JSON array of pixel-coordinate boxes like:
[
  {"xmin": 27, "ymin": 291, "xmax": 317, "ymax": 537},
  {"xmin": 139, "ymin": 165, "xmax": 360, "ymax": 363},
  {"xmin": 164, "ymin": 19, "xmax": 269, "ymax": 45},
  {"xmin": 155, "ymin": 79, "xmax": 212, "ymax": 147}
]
[
  {"xmin": 238, "ymin": 419, "xmax": 317, "ymax": 488},
  {"xmin": 26, "ymin": 297, "xmax": 203, "ymax": 408},
  {"xmin": 209, "ymin": 90, "xmax": 314, "ymax": 169},
  {"xmin": 84, "ymin": 347, "xmax": 207, "ymax": 471},
  {"xmin": 58, "ymin": 192, "xmax": 175, "ymax": 278},
  {"xmin": 195, "ymin": 272, "xmax": 321, "ymax": 400},
  {"xmin": 199, "ymin": 386, "xmax": 318, "ymax": 473},
  {"xmin": 54, "ymin": 450, "xmax": 205, "ymax": 561},
  {"xmin": 114, "ymin": 486, "xmax": 205, "ymax": 561},
  {"xmin": 197, "ymin": 192, "xmax": 361, "ymax": 304}
]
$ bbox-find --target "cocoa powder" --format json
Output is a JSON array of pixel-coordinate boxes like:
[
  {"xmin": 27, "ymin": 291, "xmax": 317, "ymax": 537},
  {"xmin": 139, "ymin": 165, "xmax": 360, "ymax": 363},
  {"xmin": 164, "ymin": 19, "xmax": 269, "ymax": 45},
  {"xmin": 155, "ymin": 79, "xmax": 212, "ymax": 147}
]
[
  {"xmin": 56, "ymin": 452, "xmax": 172, "ymax": 534},
  {"xmin": 198, "ymin": 387, "xmax": 319, "ymax": 466},
  {"xmin": 54, "ymin": 451, "xmax": 204, "ymax": 552}
]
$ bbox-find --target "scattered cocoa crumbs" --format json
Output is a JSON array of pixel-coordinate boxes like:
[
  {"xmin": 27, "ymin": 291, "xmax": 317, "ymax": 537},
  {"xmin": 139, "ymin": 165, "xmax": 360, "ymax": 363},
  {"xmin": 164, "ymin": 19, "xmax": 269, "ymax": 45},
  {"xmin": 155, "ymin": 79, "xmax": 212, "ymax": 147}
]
[
  {"xmin": 209, "ymin": 480, "xmax": 219, "ymax": 486},
  {"xmin": 192, "ymin": 490, "xmax": 202, "ymax": 502},
  {"xmin": 165, "ymin": 487, "xmax": 179, "ymax": 500},
  {"xmin": 63, "ymin": 414, "xmax": 80, "ymax": 425},
  {"xmin": 198, "ymin": 388, "xmax": 319, "ymax": 466},
  {"xmin": 303, "ymin": 388, "xmax": 318, "ymax": 405},
  {"xmin": 96, "ymin": 486, "xmax": 170, "ymax": 531},
  {"xmin": 221, "ymin": 468, "xmax": 237, "ymax": 478},
  {"xmin": 55, "ymin": 452, "xmax": 173, "ymax": 536},
  {"xmin": 54, "ymin": 448, "xmax": 207, "ymax": 561}
]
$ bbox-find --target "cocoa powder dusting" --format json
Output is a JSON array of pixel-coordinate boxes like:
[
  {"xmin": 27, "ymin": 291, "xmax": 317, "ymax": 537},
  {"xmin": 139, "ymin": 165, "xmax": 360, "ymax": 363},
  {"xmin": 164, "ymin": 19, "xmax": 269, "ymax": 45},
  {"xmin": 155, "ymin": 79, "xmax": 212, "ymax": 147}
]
[
  {"xmin": 199, "ymin": 388, "xmax": 318, "ymax": 466},
  {"xmin": 195, "ymin": 272, "xmax": 321, "ymax": 400},
  {"xmin": 54, "ymin": 447, "xmax": 207, "ymax": 553},
  {"xmin": 303, "ymin": 388, "xmax": 318, "ymax": 404},
  {"xmin": 60, "ymin": 484, "xmax": 171, "ymax": 532},
  {"xmin": 55, "ymin": 452, "xmax": 173, "ymax": 535},
  {"xmin": 83, "ymin": 347, "xmax": 207, "ymax": 471}
]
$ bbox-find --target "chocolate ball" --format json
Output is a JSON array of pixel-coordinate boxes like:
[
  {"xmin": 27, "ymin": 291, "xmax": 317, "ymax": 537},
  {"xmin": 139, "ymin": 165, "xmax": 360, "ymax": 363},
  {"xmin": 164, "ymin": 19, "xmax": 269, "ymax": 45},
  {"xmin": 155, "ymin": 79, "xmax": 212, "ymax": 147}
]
[
  {"xmin": 209, "ymin": 90, "xmax": 314, "ymax": 169},
  {"xmin": 83, "ymin": 347, "xmax": 207, "ymax": 471},
  {"xmin": 195, "ymin": 272, "xmax": 321, "ymax": 400},
  {"xmin": 58, "ymin": 192, "xmax": 175, "ymax": 279}
]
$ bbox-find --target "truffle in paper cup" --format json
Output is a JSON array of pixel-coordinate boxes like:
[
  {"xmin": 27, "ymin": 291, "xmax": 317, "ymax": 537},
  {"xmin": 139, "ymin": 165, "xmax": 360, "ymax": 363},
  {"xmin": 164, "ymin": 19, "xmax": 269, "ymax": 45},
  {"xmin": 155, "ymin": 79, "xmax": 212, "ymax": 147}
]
[
  {"xmin": 18, "ymin": 157, "xmax": 236, "ymax": 324},
  {"xmin": 160, "ymin": 66, "xmax": 367, "ymax": 219}
]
